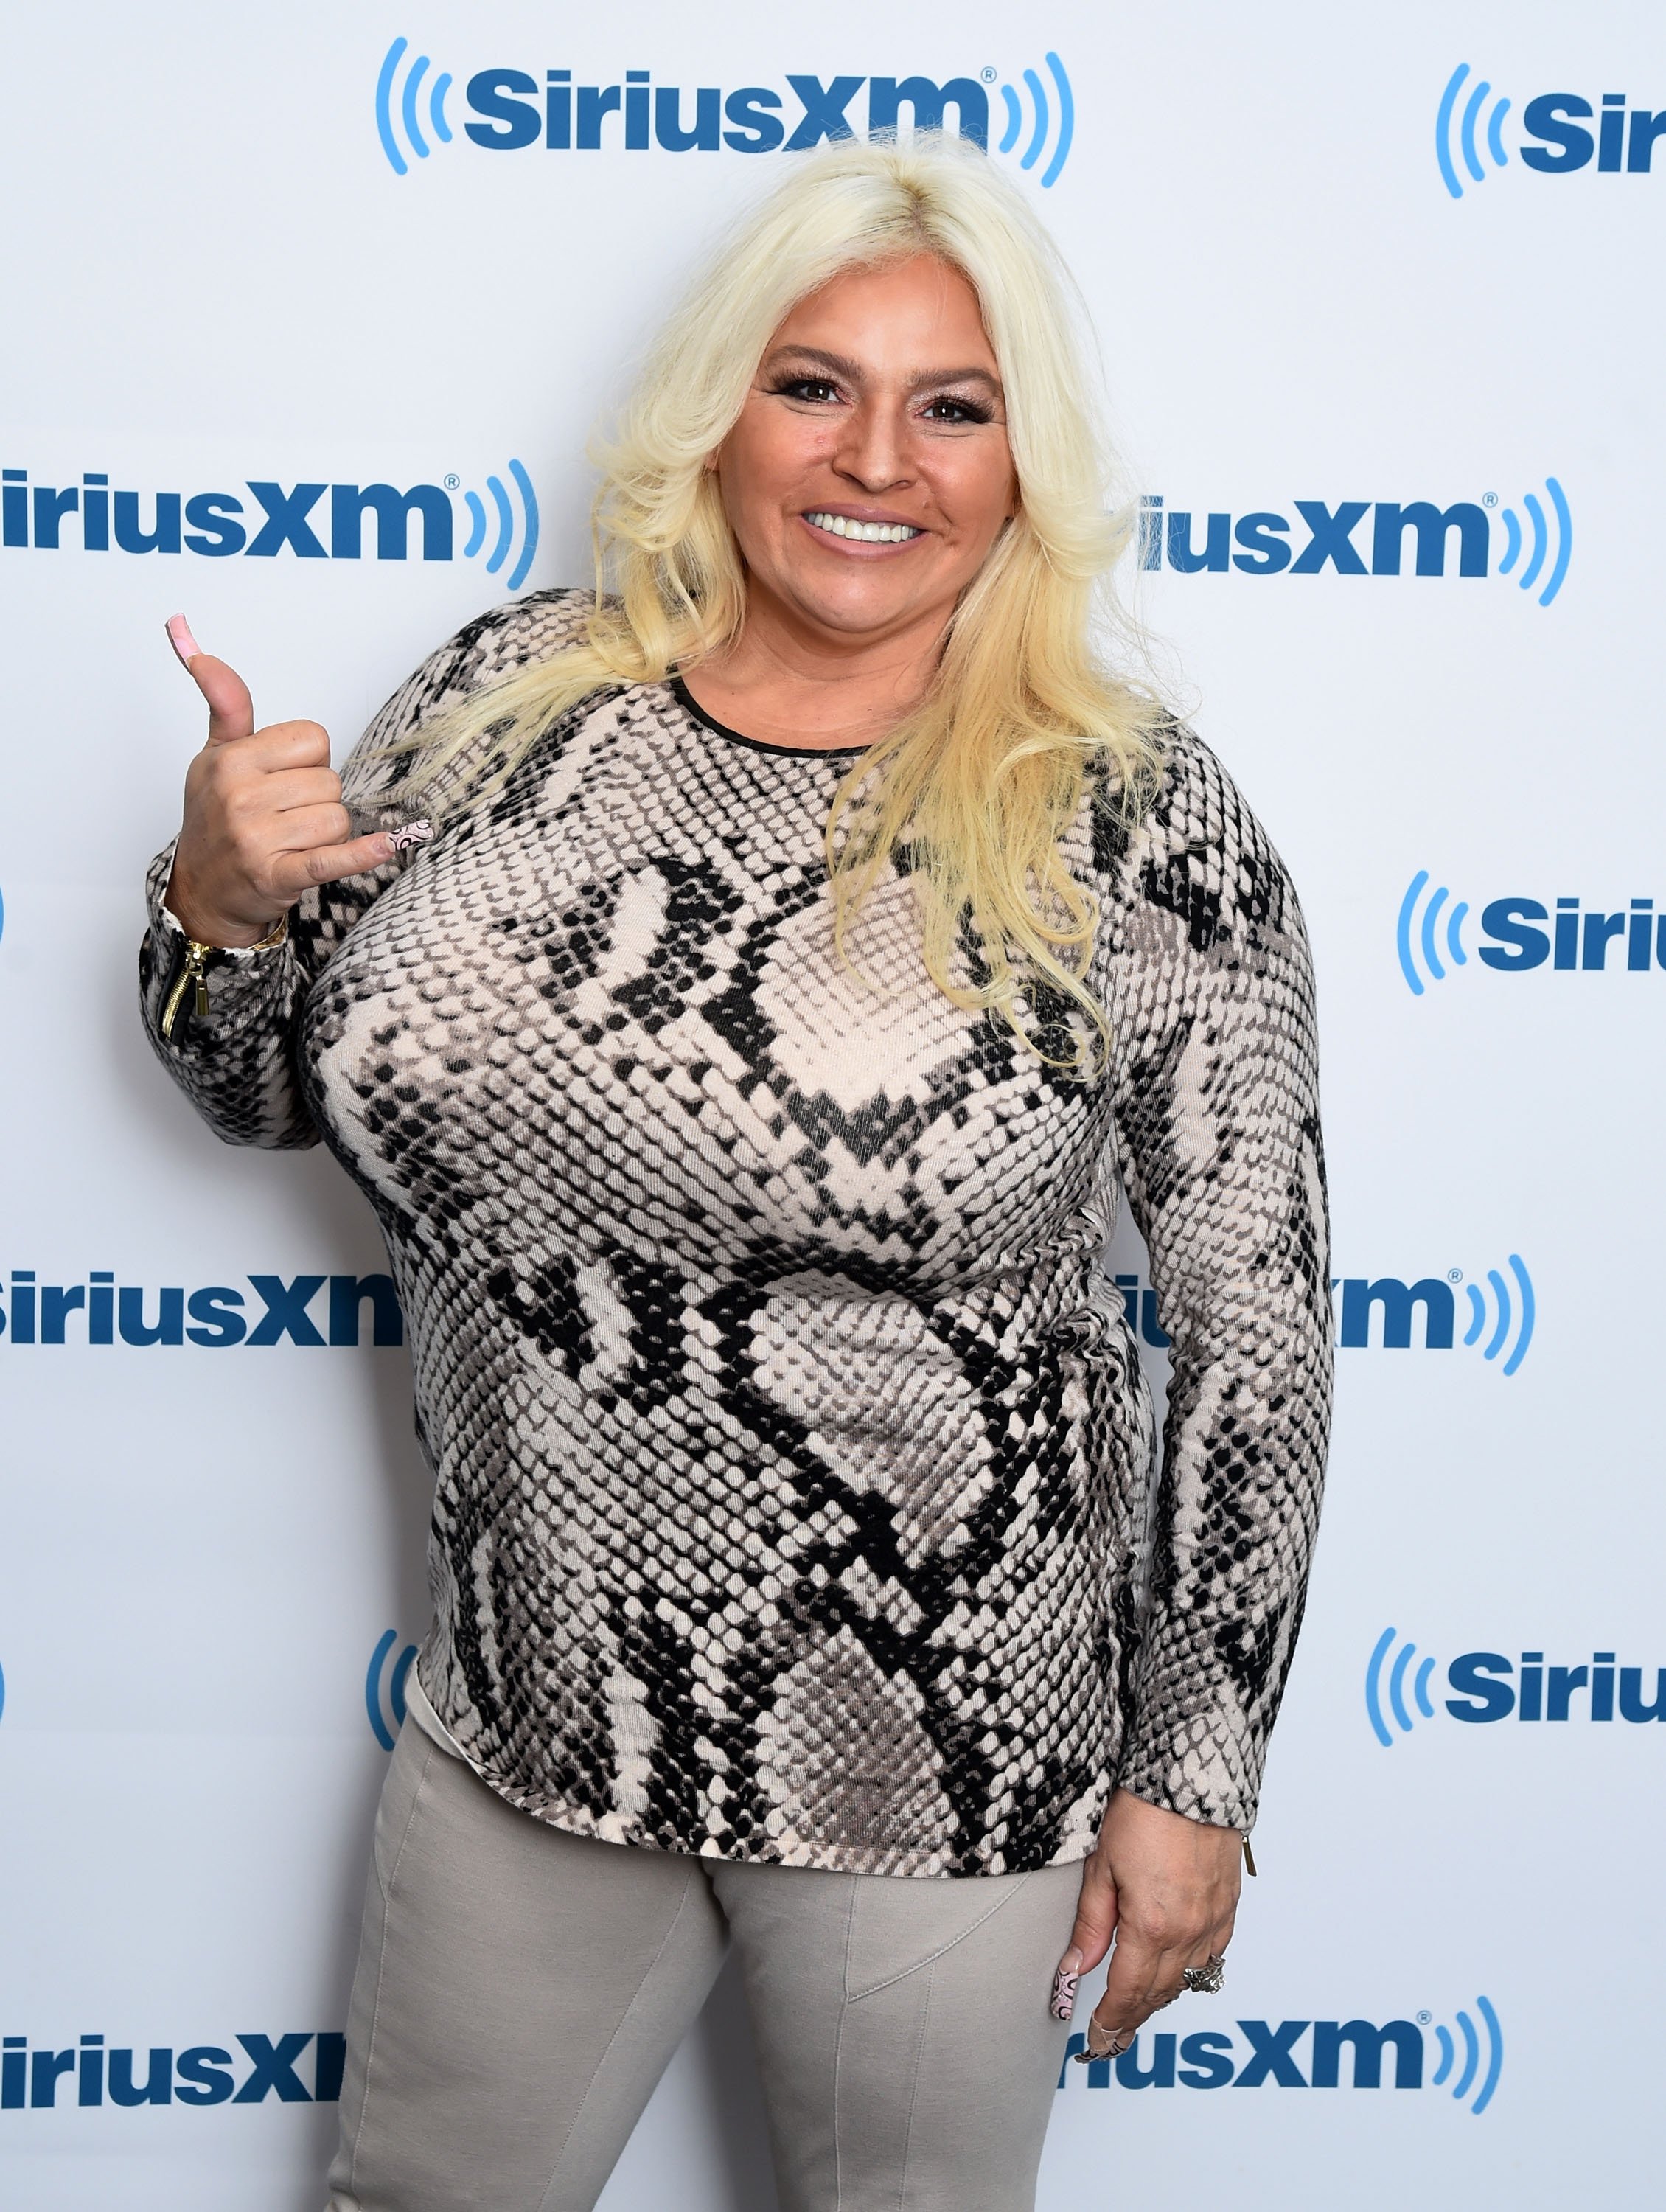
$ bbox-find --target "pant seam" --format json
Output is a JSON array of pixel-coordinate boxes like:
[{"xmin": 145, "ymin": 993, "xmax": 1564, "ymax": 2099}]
[
  {"xmin": 896, "ymin": 1957, "xmax": 933, "ymax": 2211},
  {"xmin": 846, "ymin": 1871, "xmax": 1033, "ymax": 2003},
  {"xmin": 832, "ymin": 1875, "xmax": 859, "ymax": 2212},
  {"xmin": 533, "ymin": 1861, "xmax": 710, "ymax": 2212},
  {"xmin": 346, "ymin": 1735, "xmax": 437, "ymax": 2203}
]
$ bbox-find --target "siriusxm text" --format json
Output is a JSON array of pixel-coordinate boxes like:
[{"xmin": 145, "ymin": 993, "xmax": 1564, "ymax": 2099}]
[
  {"xmin": 3, "ymin": 473, "xmax": 458, "ymax": 561},
  {"xmin": 2, "ymin": 2033, "xmax": 342, "ymax": 2110},
  {"xmin": 1140, "ymin": 496, "xmax": 1499, "ymax": 577},
  {"xmin": 1519, "ymin": 94, "xmax": 1666, "ymax": 173},
  {"xmin": 1062, "ymin": 2019, "xmax": 1424, "ymax": 2090},
  {"xmin": 1474, "ymin": 897, "xmax": 1666, "ymax": 971},
  {"xmin": 462, "ymin": 70, "xmax": 990, "ymax": 155},
  {"xmin": 0, "ymin": 1273, "xmax": 402, "ymax": 1348},
  {"xmin": 1446, "ymin": 1650, "xmax": 1665, "ymax": 1724}
]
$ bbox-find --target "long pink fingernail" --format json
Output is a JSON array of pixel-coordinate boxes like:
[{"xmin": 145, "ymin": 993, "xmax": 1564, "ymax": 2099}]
[
  {"xmin": 165, "ymin": 613, "xmax": 202, "ymax": 666},
  {"xmin": 1050, "ymin": 1949, "xmax": 1083, "ymax": 2021}
]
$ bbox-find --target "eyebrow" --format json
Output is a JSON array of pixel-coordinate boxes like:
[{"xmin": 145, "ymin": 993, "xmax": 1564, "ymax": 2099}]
[{"xmin": 764, "ymin": 344, "xmax": 1003, "ymax": 394}]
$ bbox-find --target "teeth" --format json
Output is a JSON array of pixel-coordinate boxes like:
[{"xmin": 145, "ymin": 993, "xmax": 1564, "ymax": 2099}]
[{"xmin": 806, "ymin": 512, "xmax": 920, "ymax": 543}]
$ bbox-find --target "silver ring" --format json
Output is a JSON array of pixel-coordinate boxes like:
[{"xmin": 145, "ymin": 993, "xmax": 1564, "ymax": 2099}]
[{"xmin": 1181, "ymin": 1954, "xmax": 1227, "ymax": 1995}]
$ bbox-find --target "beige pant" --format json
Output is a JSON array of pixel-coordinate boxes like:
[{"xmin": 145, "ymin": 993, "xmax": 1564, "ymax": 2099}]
[{"xmin": 326, "ymin": 1707, "xmax": 1081, "ymax": 2212}]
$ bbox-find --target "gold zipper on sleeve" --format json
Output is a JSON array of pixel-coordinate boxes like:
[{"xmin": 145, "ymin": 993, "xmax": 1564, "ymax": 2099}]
[{"xmin": 161, "ymin": 939, "xmax": 212, "ymax": 1040}]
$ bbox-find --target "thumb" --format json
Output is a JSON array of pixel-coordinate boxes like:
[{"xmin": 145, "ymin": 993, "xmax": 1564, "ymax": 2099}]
[
  {"xmin": 1050, "ymin": 1851, "xmax": 1120, "ymax": 2020},
  {"xmin": 165, "ymin": 615, "xmax": 254, "ymax": 745},
  {"xmin": 189, "ymin": 653, "xmax": 256, "ymax": 747}
]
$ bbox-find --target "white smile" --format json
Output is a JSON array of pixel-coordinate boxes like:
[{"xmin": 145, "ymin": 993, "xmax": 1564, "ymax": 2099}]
[{"xmin": 804, "ymin": 511, "xmax": 922, "ymax": 544}]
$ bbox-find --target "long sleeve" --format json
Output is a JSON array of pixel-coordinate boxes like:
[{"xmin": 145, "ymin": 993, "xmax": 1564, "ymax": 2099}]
[
  {"xmin": 1099, "ymin": 729, "xmax": 1332, "ymax": 1832},
  {"xmin": 137, "ymin": 588, "xmax": 590, "ymax": 1149}
]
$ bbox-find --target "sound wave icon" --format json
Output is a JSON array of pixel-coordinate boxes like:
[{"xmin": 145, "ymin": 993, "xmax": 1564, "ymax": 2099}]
[
  {"xmin": 377, "ymin": 37, "xmax": 455, "ymax": 176},
  {"xmin": 996, "ymin": 54, "xmax": 1074, "ymax": 189},
  {"xmin": 1365, "ymin": 1627, "xmax": 1437, "ymax": 1746},
  {"xmin": 1462, "ymin": 1256, "xmax": 1536, "ymax": 1375},
  {"xmin": 366, "ymin": 1629, "xmax": 417, "ymax": 1751},
  {"xmin": 461, "ymin": 462, "xmax": 540, "ymax": 594},
  {"xmin": 1436, "ymin": 64, "xmax": 1510, "ymax": 199},
  {"xmin": 1496, "ymin": 478, "xmax": 1572, "ymax": 607},
  {"xmin": 1430, "ymin": 1997, "xmax": 1505, "ymax": 2115},
  {"xmin": 1396, "ymin": 869, "xmax": 1468, "ymax": 995}
]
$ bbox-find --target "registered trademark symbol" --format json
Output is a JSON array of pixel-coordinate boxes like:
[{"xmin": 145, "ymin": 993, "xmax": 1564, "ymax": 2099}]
[
  {"xmin": 981, "ymin": 66, "xmax": 997, "ymax": 82},
  {"xmin": 1417, "ymin": 2011, "xmax": 1432, "ymax": 2025},
  {"xmin": 1448, "ymin": 1269, "xmax": 1463, "ymax": 1282},
  {"xmin": 443, "ymin": 473, "xmax": 460, "ymax": 490},
  {"xmin": 1482, "ymin": 491, "xmax": 1497, "ymax": 507}
]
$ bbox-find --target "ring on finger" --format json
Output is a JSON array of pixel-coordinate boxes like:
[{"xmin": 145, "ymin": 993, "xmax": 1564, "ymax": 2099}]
[
  {"xmin": 1073, "ymin": 2030, "xmax": 1132, "ymax": 2064},
  {"xmin": 1181, "ymin": 1953, "xmax": 1227, "ymax": 1996}
]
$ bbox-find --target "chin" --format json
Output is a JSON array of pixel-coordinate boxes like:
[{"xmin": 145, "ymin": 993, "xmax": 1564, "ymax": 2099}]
[{"xmin": 788, "ymin": 576, "xmax": 924, "ymax": 636}]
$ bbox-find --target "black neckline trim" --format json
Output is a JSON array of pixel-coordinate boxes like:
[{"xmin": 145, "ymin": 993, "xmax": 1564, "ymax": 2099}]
[{"xmin": 669, "ymin": 676, "xmax": 871, "ymax": 759}]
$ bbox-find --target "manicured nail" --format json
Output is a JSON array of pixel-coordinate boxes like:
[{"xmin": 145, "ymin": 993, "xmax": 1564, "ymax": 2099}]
[
  {"xmin": 164, "ymin": 613, "xmax": 202, "ymax": 667},
  {"xmin": 1050, "ymin": 1949, "xmax": 1083, "ymax": 2021},
  {"xmin": 386, "ymin": 818, "xmax": 434, "ymax": 852},
  {"xmin": 1082, "ymin": 2020, "xmax": 1126, "ymax": 2061}
]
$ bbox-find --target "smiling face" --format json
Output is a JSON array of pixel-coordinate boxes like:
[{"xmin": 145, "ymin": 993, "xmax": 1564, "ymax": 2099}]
[{"xmin": 713, "ymin": 254, "xmax": 1019, "ymax": 651}]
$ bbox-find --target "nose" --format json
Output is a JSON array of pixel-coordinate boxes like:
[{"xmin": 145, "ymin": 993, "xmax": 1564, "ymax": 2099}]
[{"xmin": 832, "ymin": 397, "xmax": 912, "ymax": 495}]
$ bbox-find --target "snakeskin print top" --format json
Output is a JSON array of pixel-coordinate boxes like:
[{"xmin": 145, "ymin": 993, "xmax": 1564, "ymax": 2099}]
[{"xmin": 140, "ymin": 588, "xmax": 1331, "ymax": 1877}]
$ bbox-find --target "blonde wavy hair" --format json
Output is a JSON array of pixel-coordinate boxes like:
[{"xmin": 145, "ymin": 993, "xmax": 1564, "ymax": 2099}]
[{"xmin": 388, "ymin": 135, "xmax": 1164, "ymax": 1071}]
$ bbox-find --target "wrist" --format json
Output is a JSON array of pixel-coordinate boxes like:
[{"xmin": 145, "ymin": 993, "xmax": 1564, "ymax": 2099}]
[{"xmin": 163, "ymin": 872, "xmax": 284, "ymax": 950}]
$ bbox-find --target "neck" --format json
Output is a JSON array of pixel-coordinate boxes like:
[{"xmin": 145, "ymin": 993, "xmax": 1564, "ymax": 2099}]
[{"xmin": 683, "ymin": 584, "xmax": 952, "ymax": 751}]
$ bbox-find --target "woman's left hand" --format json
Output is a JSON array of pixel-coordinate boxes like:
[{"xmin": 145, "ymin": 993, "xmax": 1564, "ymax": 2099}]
[{"xmin": 1051, "ymin": 1788, "xmax": 1243, "ymax": 2055}]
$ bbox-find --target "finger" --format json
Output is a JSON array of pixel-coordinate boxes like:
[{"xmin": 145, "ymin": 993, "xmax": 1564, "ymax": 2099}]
[
  {"xmin": 266, "ymin": 803, "xmax": 355, "ymax": 855},
  {"xmin": 236, "ymin": 719, "xmax": 333, "ymax": 772},
  {"xmin": 187, "ymin": 653, "xmax": 257, "ymax": 748},
  {"xmin": 1085, "ymin": 1935, "xmax": 1188, "ymax": 2051},
  {"xmin": 1051, "ymin": 1852, "xmax": 1119, "ymax": 2020},
  {"xmin": 254, "ymin": 767, "xmax": 348, "ymax": 815},
  {"xmin": 263, "ymin": 834, "xmax": 397, "ymax": 900}
]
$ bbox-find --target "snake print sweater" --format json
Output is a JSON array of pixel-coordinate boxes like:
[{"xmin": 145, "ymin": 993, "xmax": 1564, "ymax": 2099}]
[{"xmin": 139, "ymin": 588, "xmax": 1331, "ymax": 1878}]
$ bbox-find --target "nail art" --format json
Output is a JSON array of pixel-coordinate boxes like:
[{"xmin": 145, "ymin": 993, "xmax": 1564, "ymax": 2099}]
[
  {"xmin": 386, "ymin": 818, "xmax": 434, "ymax": 851},
  {"xmin": 164, "ymin": 613, "xmax": 202, "ymax": 667},
  {"xmin": 1050, "ymin": 1955, "xmax": 1081, "ymax": 2022},
  {"xmin": 1073, "ymin": 2029, "xmax": 1130, "ymax": 2065}
]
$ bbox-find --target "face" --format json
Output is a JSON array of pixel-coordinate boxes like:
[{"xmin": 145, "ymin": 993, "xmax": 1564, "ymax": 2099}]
[{"xmin": 713, "ymin": 254, "xmax": 1018, "ymax": 647}]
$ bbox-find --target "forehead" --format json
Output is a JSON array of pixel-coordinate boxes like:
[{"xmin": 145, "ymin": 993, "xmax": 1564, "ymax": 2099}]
[{"xmin": 767, "ymin": 254, "xmax": 995, "ymax": 369}]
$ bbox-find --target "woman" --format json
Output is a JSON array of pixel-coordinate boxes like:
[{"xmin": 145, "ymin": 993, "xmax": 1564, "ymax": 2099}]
[{"xmin": 140, "ymin": 139, "xmax": 1330, "ymax": 2212}]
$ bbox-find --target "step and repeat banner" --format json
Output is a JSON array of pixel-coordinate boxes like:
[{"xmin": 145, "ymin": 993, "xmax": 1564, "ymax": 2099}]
[{"xmin": 1, "ymin": 3, "xmax": 1660, "ymax": 2206}]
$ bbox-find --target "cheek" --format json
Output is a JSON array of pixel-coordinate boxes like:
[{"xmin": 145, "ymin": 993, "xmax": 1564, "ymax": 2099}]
[
  {"xmin": 933, "ymin": 448, "xmax": 1017, "ymax": 547},
  {"xmin": 720, "ymin": 411, "xmax": 834, "ymax": 540}
]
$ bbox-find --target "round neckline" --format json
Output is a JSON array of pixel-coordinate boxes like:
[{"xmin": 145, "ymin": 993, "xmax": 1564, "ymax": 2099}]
[{"xmin": 669, "ymin": 675, "xmax": 871, "ymax": 760}]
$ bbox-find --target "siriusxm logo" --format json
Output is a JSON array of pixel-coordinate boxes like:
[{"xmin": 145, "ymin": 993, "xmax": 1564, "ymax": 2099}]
[
  {"xmin": 1332, "ymin": 1260, "xmax": 1534, "ymax": 1376},
  {"xmin": 2, "ymin": 2031, "xmax": 343, "ymax": 2110},
  {"xmin": 1110, "ymin": 1271, "xmax": 1171, "ymax": 1351},
  {"xmin": 1139, "ymin": 482, "xmax": 1570, "ymax": 608},
  {"xmin": 0, "ymin": 1271, "xmax": 403, "ymax": 1349},
  {"xmin": 375, "ymin": 38, "xmax": 1075, "ymax": 188},
  {"xmin": 1398, "ymin": 874, "xmax": 1666, "ymax": 994},
  {"xmin": 1437, "ymin": 63, "xmax": 1666, "ymax": 198},
  {"xmin": 1367, "ymin": 1629, "xmax": 1666, "ymax": 1744},
  {"xmin": 366, "ymin": 1630, "xmax": 418, "ymax": 1751},
  {"xmin": 1060, "ymin": 2000, "xmax": 1502, "ymax": 2113},
  {"xmin": 1, "ymin": 461, "xmax": 539, "ymax": 593}
]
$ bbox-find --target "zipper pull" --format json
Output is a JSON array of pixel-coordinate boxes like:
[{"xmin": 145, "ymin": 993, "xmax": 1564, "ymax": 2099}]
[
  {"xmin": 161, "ymin": 939, "xmax": 212, "ymax": 1040},
  {"xmin": 1241, "ymin": 1832, "xmax": 1258, "ymax": 1877}
]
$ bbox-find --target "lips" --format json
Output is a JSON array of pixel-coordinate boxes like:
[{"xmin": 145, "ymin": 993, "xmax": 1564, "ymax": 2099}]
[{"xmin": 804, "ymin": 510, "xmax": 923, "ymax": 544}]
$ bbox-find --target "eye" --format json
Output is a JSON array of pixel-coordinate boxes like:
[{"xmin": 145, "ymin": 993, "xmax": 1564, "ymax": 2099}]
[
  {"xmin": 770, "ymin": 377, "xmax": 844, "ymax": 406},
  {"xmin": 919, "ymin": 394, "xmax": 995, "ymax": 425}
]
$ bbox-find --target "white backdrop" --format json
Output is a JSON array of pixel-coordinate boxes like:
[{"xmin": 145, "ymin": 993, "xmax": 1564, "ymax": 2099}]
[{"xmin": 2, "ymin": 3, "xmax": 1662, "ymax": 2205}]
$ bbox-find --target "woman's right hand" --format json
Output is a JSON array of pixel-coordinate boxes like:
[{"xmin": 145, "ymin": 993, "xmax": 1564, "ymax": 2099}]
[{"xmin": 164, "ymin": 645, "xmax": 396, "ymax": 947}]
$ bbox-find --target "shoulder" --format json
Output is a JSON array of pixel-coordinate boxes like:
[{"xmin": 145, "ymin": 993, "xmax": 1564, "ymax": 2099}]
[
  {"xmin": 364, "ymin": 586, "xmax": 597, "ymax": 748},
  {"xmin": 1090, "ymin": 720, "xmax": 1306, "ymax": 953}
]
